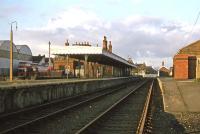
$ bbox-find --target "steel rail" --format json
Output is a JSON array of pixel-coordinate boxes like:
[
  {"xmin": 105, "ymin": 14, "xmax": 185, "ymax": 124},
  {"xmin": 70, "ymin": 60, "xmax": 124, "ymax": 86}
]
[
  {"xmin": 0, "ymin": 82, "xmax": 132, "ymax": 134},
  {"xmin": 136, "ymin": 79, "xmax": 154, "ymax": 134},
  {"xmin": 74, "ymin": 80, "xmax": 150, "ymax": 134}
]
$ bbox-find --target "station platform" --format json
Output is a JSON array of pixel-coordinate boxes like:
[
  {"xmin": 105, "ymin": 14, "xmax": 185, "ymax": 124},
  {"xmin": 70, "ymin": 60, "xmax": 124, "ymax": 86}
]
[
  {"xmin": 0, "ymin": 77, "xmax": 127, "ymax": 88},
  {"xmin": 158, "ymin": 77, "xmax": 200, "ymax": 113},
  {"xmin": 0, "ymin": 77, "xmax": 139, "ymax": 114}
]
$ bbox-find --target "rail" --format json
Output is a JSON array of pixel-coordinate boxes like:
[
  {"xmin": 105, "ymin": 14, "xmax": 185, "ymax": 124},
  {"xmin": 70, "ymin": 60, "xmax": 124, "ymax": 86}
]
[
  {"xmin": 136, "ymin": 79, "xmax": 154, "ymax": 134},
  {"xmin": 0, "ymin": 82, "xmax": 130, "ymax": 134},
  {"xmin": 74, "ymin": 80, "xmax": 150, "ymax": 134}
]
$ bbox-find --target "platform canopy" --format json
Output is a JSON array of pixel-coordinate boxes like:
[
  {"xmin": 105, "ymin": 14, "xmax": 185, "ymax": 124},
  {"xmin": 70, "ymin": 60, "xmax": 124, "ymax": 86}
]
[{"xmin": 52, "ymin": 46, "xmax": 136, "ymax": 68}]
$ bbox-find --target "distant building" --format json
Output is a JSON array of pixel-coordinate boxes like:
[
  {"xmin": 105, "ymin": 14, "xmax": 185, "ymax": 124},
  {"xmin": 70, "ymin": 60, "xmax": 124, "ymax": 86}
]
[
  {"xmin": 169, "ymin": 67, "xmax": 173, "ymax": 76},
  {"xmin": 144, "ymin": 66, "xmax": 157, "ymax": 77},
  {"xmin": 134, "ymin": 63, "xmax": 146, "ymax": 76},
  {"xmin": 0, "ymin": 40, "xmax": 32, "ymax": 76},
  {"xmin": 32, "ymin": 55, "xmax": 53, "ymax": 66},
  {"xmin": 158, "ymin": 61, "xmax": 170, "ymax": 77},
  {"xmin": 173, "ymin": 40, "xmax": 200, "ymax": 79},
  {"xmin": 146, "ymin": 66, "xmax": 157, "ymax": 74},
  {"xmin": 32, "ymin": 55, "xmax": 53, "ymax": 72},
  {"xmin": 159, "ymin": 67, "xmax": 170, "ymax": 77},
  {"xmin": 127, "ymin": 57, "xmax": 133, "ymax": 64},
  {"xmin": 133, "ymin": 63, "xmax": 157, "ymax": 77},
  {"xmin": 32, "ymin": 55, "xmax": 45, "ymax": 65}
]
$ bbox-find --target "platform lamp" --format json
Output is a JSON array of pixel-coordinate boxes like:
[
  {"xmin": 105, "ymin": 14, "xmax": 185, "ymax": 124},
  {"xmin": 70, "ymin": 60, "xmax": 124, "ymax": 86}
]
[{"xmin": 9, "ymin": 21, "xmax": 17, "ymax": 82}]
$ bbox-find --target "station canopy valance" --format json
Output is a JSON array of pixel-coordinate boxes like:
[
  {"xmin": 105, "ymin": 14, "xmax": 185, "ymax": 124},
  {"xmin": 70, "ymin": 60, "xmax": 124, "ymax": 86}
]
[{"xmin": 52, "ymin": 46, "xmax": 136, "ymax": 68}]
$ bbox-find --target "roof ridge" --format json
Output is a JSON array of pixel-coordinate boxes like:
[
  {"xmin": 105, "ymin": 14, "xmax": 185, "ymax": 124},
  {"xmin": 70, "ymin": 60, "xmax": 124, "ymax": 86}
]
[{"xmin": 181, "ymin": 40, "xmax": 200, "ymax": 50}]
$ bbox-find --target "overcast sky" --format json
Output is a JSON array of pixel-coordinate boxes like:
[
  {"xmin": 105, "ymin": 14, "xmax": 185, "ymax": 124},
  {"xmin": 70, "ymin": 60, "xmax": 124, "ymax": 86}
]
[{"xmin": 1, "ymin": 0, "xmax": 200, "ymax": 68}]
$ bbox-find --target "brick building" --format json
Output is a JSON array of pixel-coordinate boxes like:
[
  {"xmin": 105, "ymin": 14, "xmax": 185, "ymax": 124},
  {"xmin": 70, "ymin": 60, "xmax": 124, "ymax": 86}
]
[
  {"xmin": 173, "ymin": 40, "xmax": 200, "ymax": 79},
  {"xmin": 158, "ymin": 61, "xmax": 170, "ymax": 77}
]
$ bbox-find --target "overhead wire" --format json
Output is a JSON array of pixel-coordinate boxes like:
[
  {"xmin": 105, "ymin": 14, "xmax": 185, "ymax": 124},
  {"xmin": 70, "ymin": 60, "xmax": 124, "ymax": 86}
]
[
  {"xmin": 188, "ymin": 10, "xmax": 200, "ymax": 37},
  {"xmin": 175, "ymin": 10, "xmax": 200, "ymax": 55}
]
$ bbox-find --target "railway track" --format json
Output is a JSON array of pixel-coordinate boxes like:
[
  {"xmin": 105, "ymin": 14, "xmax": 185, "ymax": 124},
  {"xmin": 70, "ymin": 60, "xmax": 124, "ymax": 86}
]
[
  {"xmin": 75, "ymin": 79, "xmax": 154, "ymax": 134},
  {"xmin": 0, "ymin": 78, "xmax": 144, "ymax": 134}
]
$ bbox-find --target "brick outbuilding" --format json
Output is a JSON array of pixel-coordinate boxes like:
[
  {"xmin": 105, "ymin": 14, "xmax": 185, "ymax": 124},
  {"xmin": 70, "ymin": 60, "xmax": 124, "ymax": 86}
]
[
  {"xmin": 173, "ymin": 54, "xmax": 196, "ymax": 79},
  {"xmin": 173, "ymin": 40, "xmax": 200, "ymax": 79}
]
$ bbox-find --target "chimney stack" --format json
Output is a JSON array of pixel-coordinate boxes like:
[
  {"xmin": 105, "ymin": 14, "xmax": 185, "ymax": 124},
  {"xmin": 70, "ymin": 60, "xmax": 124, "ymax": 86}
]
[
  {"xmin": 108, "ymin": 41, "xmax": 112, "ymax": 53},
  {"xmin": 65, "ymin": 39, "xmax": 69, "ymax": 46},
  {"xmin": 162, "ymin": 61, "xmax": 164, "ymax": 67},
  {"xmin": 102, "ymin": 36, "xmax": 107, "ymax": 51}
]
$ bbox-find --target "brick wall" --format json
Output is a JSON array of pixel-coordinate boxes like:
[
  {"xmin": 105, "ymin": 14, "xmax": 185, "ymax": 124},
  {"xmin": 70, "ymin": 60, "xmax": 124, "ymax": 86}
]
[{"xmin": 173, "ymin": 54, "xmax": 189, "ymax": 79}]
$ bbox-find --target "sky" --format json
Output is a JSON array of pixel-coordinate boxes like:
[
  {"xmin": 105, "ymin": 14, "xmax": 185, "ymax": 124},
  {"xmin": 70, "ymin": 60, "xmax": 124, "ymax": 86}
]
[{"xmin": 1, "ymin": 0, "xmax": 200, "ymax": 68}]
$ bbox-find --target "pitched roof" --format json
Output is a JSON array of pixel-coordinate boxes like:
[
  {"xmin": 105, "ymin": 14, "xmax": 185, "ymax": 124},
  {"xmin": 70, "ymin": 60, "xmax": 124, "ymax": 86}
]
[
  {"xmin": 0, "ymin": 40, "xmax": 32, "ymax": 56},
  {"xmin": 135, "ymin": 63, "xmax": 146, "ymax": 70},
  {"xmin": 0, "ymin": 40, "xmax": 18, "ymax": 52},
  {"xmin": 146, "ymin": 66, "xmax": 157, "ymax": 74},
  {"xmin": 52, "ymin": 46, "xmax": 136, "ymax": 68},
  {"xmin": 45, "ymin": 58, "xmax": 53, "ymax": 63},
  {"xmin": 32, "ymin": 55, "xmax": 45, "ymax": 63},
  {"xmin": 159, "ymin": 66, "xmax": 170, "ymax": 73},
  {"xmin": 178, "ymin": 40, "xmax": 200, "ymax": 55},
  {"xmin": 16, "ymin": 45, "xmax": 32, "ymax": 55}
]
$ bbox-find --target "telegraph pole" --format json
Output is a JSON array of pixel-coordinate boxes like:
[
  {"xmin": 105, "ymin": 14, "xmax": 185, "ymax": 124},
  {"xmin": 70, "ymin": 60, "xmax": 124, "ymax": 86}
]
[{"xmin": 10, "ymin": 21, "xmax": 17, "ymax": 81}]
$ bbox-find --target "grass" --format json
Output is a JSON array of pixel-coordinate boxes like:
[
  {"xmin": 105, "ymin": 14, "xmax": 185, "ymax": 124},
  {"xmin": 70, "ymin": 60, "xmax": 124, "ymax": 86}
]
[{"xmin": 195, "ymin": 78, "xmax": 200, "ymax": 82}]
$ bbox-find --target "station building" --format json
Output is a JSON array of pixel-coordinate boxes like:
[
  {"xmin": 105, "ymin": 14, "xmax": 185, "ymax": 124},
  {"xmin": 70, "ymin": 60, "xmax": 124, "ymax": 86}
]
[
  {"xmin": 52, "ymin": 36, "xmax": 136, "ymax": 78},
  {"xmin": 0, "ymin": 40, "xmax": 32, "ymax": 76},
  {"xmin": 173, "ymin": 40, "xmax": 200, "ymax": 79}
]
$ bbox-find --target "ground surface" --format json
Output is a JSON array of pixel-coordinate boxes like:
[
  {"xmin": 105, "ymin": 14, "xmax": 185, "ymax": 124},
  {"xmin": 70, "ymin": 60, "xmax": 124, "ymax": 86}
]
[
  {"xmin": 151, "ymin": 80, "xmax": 184, "ymax": 134},
  {"xmin": 160, "ymin": 78, "xmax": 200, "ymax": 112},
  {"xmin": 158, "ymin": 77, "xmax": 200, "ymax": 133}
]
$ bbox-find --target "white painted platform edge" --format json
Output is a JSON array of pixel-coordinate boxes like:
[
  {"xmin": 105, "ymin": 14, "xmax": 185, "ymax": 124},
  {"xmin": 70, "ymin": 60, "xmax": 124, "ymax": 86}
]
[{"xmin": 157, "ymin": 78, "xmax": 167, "ymax": 112}]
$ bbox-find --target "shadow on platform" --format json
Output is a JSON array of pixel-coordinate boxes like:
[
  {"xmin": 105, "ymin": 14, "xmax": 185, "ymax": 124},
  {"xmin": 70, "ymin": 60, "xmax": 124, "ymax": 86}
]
[{"xmin": 151, "ymin": 80, "xmax": 185, "ymax": 134}]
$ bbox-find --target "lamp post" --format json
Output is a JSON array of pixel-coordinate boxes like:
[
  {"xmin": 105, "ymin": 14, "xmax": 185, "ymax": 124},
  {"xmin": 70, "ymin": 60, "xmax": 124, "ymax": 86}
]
[
  {"xmin": 67, "ymin": 55, "xmax": 69, "ymax": 79},
  {"xmin": 10, "ymin": 21, "xmax": 17, "ymax": 81},
  {"xmin": 48, "ymin": 41, "xmax": 51, "ymax": 67}
]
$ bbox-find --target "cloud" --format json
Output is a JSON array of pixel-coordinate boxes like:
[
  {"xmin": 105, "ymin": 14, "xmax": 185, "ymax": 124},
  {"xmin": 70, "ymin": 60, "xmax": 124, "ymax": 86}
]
[
  {"xmin": 131, "ymin": 0, "xmax": 142, "ymax": 5},
  {"xmin": 14, "ymin": 7, "xmax": 200, "ymax": 68},
  {"xmin": 46, "ymin": 7, "xmax": 102, "ymax": 30},
  {"xmin": 0, "ymin": 5, "xmax": 26, "ymax": 18},
  {"xmin": 107, "ymin": 0, "xmax": 142, "ymax": 5}
]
